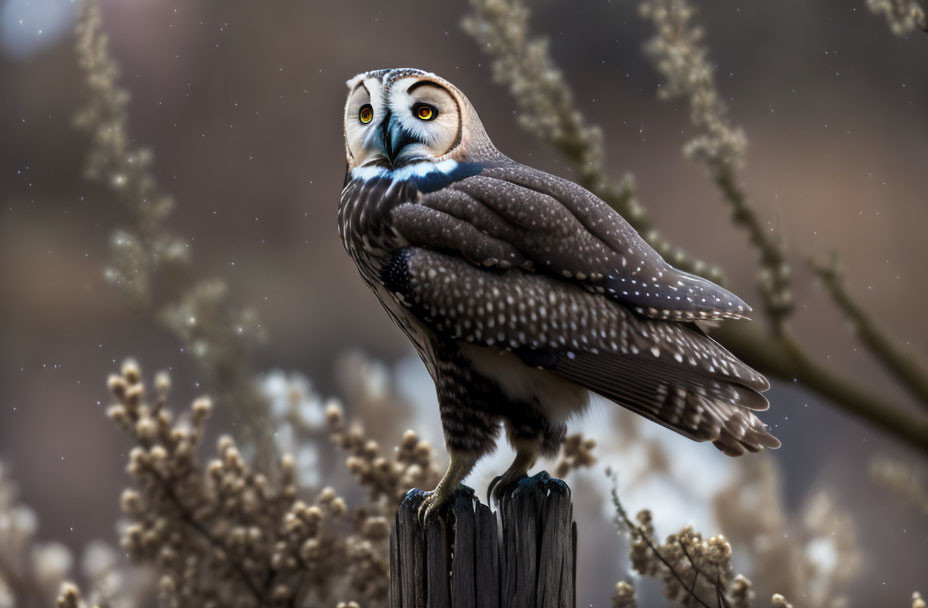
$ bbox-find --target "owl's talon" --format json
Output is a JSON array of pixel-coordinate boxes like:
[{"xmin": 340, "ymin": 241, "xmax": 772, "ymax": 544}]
[
  {"xmin": 486, "ymin": 475, "xmax": 503, "ymax": 504},
  {"xmin": 417, "ymin": 450, "xmax": 480, "ymax": 526},
  {"xmin": 488, "ymin": 470, "xmax": 529, "ymax": 505},
  {"xmin": 417, "ymin": 486, "xmax": 452, "ymax": 526},
  {"xmin": 416, "ymin": 498, "xmax": 434, "ymax": 526}
]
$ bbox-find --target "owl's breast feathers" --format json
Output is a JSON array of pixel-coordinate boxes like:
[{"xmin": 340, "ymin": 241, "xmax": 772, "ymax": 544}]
[
  {"xmin": 338, "ymin": 159, "xmax": 482, "ymax": 281},
  {"xmin": 338, "ymin": 157, "xmax": 779, "ymax": 456}
]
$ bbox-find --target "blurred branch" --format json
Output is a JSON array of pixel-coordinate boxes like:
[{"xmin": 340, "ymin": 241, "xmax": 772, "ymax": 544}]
[
  {"xmin": 812, "ymin": 254, "xmax": 928, "ymax": 409},
  {"xmin": 73, "ymin": 0, "xmax": 273, "ymax": 464},
  {"xmin": 0, "ymin": 463, "xmax": 80, "ymax": 606},
  {"xmin": 866, "ymin": 0, "xmax": 928, "ymax": 35},
  {"xmin": 103, "ymin": 360, "xmax": 415, "ymax": 608},
  {"xmin": 637, "ymin": 0, "xmax": 793, "ymax": 327},
  {"xmin": 608, "ymin": 471, "xmax": 745, "ymax": 608},
  {"xmin": 608, "ymin": 454, "xmax": 859, "ymax": 606},
  {"xmin": 552, "ymin": 433, "xmax": 597, "ymax": 478},
  {"xmin": 711, "ymin": 457, "xmax": 859, "ymax": 604},
  {"xmin": 462, "ymin": 0, "xmax": 726, "ymax": 285},
  {"xmin": 462, "ymin": 0, "xmax": 928, "ymax": 455},
  {"xmin": 870, "ymin": 456, "xmax": 928, "ymax": 517},
  {"xmin": 714, "ymin": 170, "xmax": 792, "ymax": 326},
  {"xmin": 713, "ymin": 323, "xmax": 928, "ymax": 455},
  {"xmin": 640, "ymin": 0, "xmax": 928, "ymax": 447}
]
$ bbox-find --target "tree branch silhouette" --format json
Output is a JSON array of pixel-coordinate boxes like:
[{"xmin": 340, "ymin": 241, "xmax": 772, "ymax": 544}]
[{"xmin": 463, "ymin": 0, "xmax": 928, "ymax": 455}]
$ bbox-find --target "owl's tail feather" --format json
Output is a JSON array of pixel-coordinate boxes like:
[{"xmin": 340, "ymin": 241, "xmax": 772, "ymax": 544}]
[{"xmin": 554, "ymin": 351, "xmax": 780, "ymax": 456}]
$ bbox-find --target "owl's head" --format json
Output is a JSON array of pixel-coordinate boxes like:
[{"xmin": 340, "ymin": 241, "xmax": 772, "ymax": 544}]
[{"xmin": 343, "ymin": 68, "xmax": 497, "ymax": 169}]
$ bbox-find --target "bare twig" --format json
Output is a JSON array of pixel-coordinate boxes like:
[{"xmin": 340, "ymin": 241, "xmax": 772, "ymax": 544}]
[
  {"xmin": 73, "ymin": 0, "xmax": 272, "ymax": 465},
  {"xmin": 142, "ymin": 464, "xmax": 268, "ymax": 606},
  {"xmin": 713, "ymin": 170, "xmax": 792, "ymax": 329},
  {"xmin": 679, "ymin": 541, "xmax": 732, "ymax": 608},
  {"xmin": 104, "ymin": 361, "xmax": 396, "ymax": 607},
  {"xmin": 812, "ymin": 254, "xmax": 928, "ymax": 409},
  {"xmin": 638, "ymin": 0, "xmax": 791, "ymax": 327},
  {"xmin": 640, "ymin": 0, "xmax": 928, "ymax": 449},
  {"xmin": 462, "ymin": 0, "xmax": 725, "ymax": 285},
  {"xmin": 108, "ymin": 370, "xmax": 270, "ymax": 605},
  {"xmin": 714, "ymin": 323, "xmax": 928, "ymax": 455},
  {"xmin": 609, "ymin": 474, "xmax": 732, "ymax": 608}
]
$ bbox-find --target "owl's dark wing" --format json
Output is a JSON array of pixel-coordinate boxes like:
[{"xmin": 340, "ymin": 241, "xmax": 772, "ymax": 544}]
[
  {"xmin": 391, "ymin": 161, "xmax": 749, "ymax": 322},
  {"xmin": 382, "ymin": 247, "xmax": 779, "ymax": 455}
]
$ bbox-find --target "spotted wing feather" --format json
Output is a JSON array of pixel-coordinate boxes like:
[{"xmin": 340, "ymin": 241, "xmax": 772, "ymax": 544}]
[
  {"xmin": 394, "ymin": 161, "xmax": 750, "ymax": 321},
  {"xmin": 555, "ymin": 352, "xmax": 779, "ymax": 455},
  {"xmin": 382, "ymin": 247, "xmax": 778, "ymax": 455}
]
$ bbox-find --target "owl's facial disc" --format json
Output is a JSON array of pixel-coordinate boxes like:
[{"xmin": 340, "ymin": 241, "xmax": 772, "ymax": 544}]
[
  {"xmin": 344, "ymin": 74, "xmax": 462, "ymax": 168},
  {"xmin": 344, "ymin": 80, "xmax": 386, "ymax": 166},
  {"xmin": 384, "ymin": 77, "xmax": 461, "ymax": 165}
]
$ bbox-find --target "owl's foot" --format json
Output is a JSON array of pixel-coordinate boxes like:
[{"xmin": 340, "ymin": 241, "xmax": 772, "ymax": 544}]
[
  {"xmin": 488, "ymin": 439, "xmax": 540, "ymax": 504},
  {"xmin": 418, "ymin": 450, "xmax": 479, "ymax": 526},
  {"xmin": 417, "ymin": 483, "xmax": 453, "ymax": 525},
  {"xmin": 487, "ymin": 470, "xmax": 529, "ymax": 504}
]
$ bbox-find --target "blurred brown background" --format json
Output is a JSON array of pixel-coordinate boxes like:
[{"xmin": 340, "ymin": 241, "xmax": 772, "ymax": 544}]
[{"xmin": 1, "ymin": 0, "xmax": 927, "ymax": 605}]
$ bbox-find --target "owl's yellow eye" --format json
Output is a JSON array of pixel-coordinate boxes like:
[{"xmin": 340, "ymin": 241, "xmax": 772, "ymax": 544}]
[
  {"xmin": 359, "ymin": 104, "xmax": 373, "ymax": 124},
  {"xmin": 414, "ymin": 103, "xmax": 437, "ymax": 121}
]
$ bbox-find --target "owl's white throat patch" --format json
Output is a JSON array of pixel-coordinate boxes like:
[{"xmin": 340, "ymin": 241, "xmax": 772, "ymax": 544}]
[{"xmin": 351, "ymin": 159, "xmax": 459, "ymax": 183}]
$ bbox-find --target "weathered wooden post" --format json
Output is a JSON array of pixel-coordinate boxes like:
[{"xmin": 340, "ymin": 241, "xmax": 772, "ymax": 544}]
[{"xmin": 389, "ymin": 472, "xmax": 577, "ymax": 608}]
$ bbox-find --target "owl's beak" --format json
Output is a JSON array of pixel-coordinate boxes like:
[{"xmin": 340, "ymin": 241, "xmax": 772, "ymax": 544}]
[
  {"xmin": 379, "ymin": 110, "xmax": 395, "ymax": 162},
  {"xmin": 380, "ymin": 110, "xmax": 416, "ymax": 166}
]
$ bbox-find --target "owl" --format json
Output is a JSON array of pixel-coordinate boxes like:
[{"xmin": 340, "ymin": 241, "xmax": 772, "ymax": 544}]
[{"xmin": 337, "ymin": 68, "xmax": 779, "ymax": 520}]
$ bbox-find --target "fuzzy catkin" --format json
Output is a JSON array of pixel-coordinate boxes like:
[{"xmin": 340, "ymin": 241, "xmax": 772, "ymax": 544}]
[{"xmin": 104, "ymin": 360, "xmax": 438, "ymax": 607}]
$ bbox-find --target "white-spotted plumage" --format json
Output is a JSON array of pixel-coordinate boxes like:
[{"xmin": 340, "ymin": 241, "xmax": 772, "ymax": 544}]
[{"xmin": 337, "ymin": 68, "xmax": 778, "ymax": 514}]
